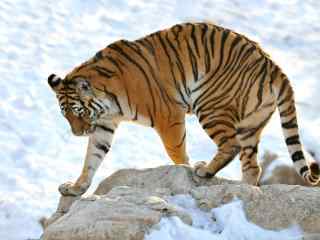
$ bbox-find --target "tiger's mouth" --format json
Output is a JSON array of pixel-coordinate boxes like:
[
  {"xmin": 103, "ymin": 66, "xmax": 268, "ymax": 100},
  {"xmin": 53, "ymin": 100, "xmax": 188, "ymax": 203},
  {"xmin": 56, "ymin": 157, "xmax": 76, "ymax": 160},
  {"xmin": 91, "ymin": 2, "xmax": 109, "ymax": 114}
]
[
  {"xmin": 71, "ymin": 122, "xmax": 97, "ymax": 136},
  {"xmin": 69, "ymin": 108, "xmax": 106, "ymax": 136},
  {"xmin": 79, "ymin": 113, "xmax": 99, "ymax": 136}
]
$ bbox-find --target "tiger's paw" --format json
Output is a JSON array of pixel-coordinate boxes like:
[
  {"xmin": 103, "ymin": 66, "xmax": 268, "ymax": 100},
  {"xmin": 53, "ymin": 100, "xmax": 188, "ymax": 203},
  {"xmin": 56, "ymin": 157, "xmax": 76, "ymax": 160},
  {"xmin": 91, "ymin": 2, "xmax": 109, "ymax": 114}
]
[
  {"xmin": 194, "ymin": 161, "xmax": 215, "ymax": 178},
  {"xmin": 58, "ymin": 181, "xmax": 90, "ymax": 196}
]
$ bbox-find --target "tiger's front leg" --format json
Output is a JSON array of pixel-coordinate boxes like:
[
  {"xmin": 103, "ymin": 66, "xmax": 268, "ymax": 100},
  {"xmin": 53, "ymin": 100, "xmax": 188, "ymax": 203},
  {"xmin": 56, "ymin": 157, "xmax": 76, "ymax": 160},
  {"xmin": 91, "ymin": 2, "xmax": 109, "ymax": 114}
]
[{"xmin": 59, "ymin": 124, "xmax": 116, "ymax": 196}]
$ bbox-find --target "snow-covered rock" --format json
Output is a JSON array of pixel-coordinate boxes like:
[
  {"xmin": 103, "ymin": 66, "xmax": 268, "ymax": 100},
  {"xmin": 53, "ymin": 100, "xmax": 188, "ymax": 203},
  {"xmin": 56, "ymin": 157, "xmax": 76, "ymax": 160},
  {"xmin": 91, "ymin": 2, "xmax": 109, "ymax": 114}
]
[{"xmin": 41, "ymin": 165, "xmax": 320, "ymax": 240}]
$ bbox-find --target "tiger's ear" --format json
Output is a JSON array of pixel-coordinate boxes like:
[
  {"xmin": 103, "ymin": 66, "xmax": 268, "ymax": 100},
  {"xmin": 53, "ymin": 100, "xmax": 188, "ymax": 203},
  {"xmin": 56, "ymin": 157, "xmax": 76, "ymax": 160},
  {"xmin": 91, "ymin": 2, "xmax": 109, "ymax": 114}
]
[
  {"xmin": 48, "ymin": 74, "xmax": 62, "ymax": 91},
  {"xmin": 76, "ymin": 78, "xmax": 94, "ymax": 100}
]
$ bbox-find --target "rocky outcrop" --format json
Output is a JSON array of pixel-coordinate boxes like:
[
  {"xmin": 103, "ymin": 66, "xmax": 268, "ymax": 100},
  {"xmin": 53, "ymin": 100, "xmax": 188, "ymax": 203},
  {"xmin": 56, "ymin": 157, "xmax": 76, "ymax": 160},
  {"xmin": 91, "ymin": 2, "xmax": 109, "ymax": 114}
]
[
  {"xmin": 259, "ymin": 151, "xmax": 320, "ymax": 186},
  {"xmin": 41, "ymin": 165, "xmax": 320, "ymax": 240}
]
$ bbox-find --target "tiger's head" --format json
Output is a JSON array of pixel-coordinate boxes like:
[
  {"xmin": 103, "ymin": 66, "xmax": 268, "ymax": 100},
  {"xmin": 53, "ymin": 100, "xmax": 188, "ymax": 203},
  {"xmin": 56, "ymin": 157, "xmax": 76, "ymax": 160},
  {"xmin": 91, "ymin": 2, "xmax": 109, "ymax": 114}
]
[{"xmin": 48, "ymin": 72, "xmax": 118, "ymax": 136}]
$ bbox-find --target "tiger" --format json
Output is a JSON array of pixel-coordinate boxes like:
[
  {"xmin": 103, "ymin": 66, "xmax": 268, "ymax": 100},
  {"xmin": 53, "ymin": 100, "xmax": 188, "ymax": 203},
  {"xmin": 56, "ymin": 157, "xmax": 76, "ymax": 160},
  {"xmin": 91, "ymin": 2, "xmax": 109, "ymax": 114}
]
[{"xmin": 48, "ymin": 22, "xmax": 320, "ymax": 196}]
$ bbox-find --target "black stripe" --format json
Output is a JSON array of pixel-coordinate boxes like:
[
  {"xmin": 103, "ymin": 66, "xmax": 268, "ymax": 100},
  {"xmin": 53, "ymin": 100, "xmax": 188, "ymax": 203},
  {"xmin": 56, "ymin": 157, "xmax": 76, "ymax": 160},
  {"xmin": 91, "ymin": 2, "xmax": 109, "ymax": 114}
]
[
  {"xmin": 249, "ymin": 145, "xmax": 258, "ymax": 158},
  {"xmin": 285, "ymin": 135, "xmax": 300, "ymax": 145},
  {"xmin": 200, "ymin": 23, "xmax": 208, "ymax": 43},
  {"xmin": 103, "ymin": 87, "xmax": 123, "ymax": 115},
  {"xmin": 219, "ymin": 29, "xmax": 230, "ymax": 65},
  {"xmin": 91, "ymin": 99, "xmax": 105, "ymax": 111},
  {"xmin": 279, "ymin": 104, "xmax": 295, "ymax": 117},
  {"xmin": 164, "ymin": 34, "xmax": 189, "ymax": 96},
  {"xmin": 88, "ymin": 101, "xmax": 102, "ymax": 112},
  {"xmin": 277, "ymin": 78, "xmax": 288, "ymax": 99},
  {"xmin": 66, "ymin": 95, "xmax": 80, "ymax": 101},
  {"xmin": 209, "ymin": 129, "xmax": 226, "ymax": 139},
  {"xmin": 242, "ymin": 145, "xmax": 258, "ymax": 159},
  {"xmin": 204, "ymin": 33, "xmax": 211, "ymax": 73},
  {"xmin": 58, "ymin": 95, "xmax": 66, "ymax": 102},
  {"xmin": 292, "ymin": 151, "xmax": 304, "ymax": 162},
  {"xmin": 186, "ymin": 39, "xmax": 198, "ymax": 82},
  {"xmin": 190, "ymin": 23, "xmax": 200, "ymax": 56},
  {"xmin": 96, "ymin": 125, "xmax": 114, "ymax": 134},
  {"xmin": 137, "ymin": 38, "xmax": 156, "ymax": 57},
  {"xmin": 95, "ymin": 143, "xmax": 110, "ymax": 154},
  {"xmin": 255, "ymin": 61, "xmax": 268, "ymax": 110},
  {"xmin": 172, "ymin": 24, "xmax": 182, "ymax": 39},
  {"xmin": 299, "ymin": 165, "xmax": 308, "ymax": 176},
  {"xmin": 310, "ymin": 162, "xmax": 320, "ymax": 176},
  {"xmin": 172, "ymin": 24, "xmax": 183, "ymax": 48},
  {"xmin": 210, "ymin": 27, "xmax": 216, "ymax": 57},
  {"xmin": 203, "ymin": 120, "xmax": 234, "ymax": 130},
  {"xmin": 133, "ymin": 106, "xmax": 138, "ymax": 121},
  {"xmin": 106, "ymin": 55, "xmax": 124, "ymax": 74},
  {"xmin": 169, "ymin": 121, "xmax": 184, "ymax": 128},
  {"xmin": 93, "ymin": 50, "xmax": 104, "ymax": 61},
  {"xmin": 198, "ymin": 111, "xmax": 209, "ymax": 123},
  {"xmin": 282, "ymin": 117, "xmax": 297, "ymax": 129},
  {"xmin": 238, "ymin": 111, "xmax": 274, "ymax": 140},
  {"xmin": 242, "ymin": 165, "xmax": 259, "ymax": 172},
  {"xmin": 123, "ymin": 82, "xmax": 132, "ymax": 115},
  {"xmin": 308, "ymin": 174, "xmax": 318, "ymax": 182},
  {"xmin": 175, "ymin": 131, "xmax": 186, "ymax": 148},
  {"xmin": 147, "ymin": 106, "xmax": 154, "ymax": 127},
  {"xmin": 278, "ymin": 91, "xmax": 293, "ymax": 107},
  {"xmin": 93, "ymin": 65, "xmax": 115, "ymax": 78},
  {"xmin": 269, "ymin": 67, "xmax": 279, "ymax": 93}
]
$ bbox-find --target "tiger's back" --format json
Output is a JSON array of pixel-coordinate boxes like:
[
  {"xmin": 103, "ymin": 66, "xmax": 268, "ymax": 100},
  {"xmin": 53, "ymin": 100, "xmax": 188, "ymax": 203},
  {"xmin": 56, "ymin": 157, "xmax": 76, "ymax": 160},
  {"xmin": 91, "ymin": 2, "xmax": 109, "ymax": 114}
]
[{"xmin": 48, "ymin": 22, "xmax": 320, "ymax": 197}]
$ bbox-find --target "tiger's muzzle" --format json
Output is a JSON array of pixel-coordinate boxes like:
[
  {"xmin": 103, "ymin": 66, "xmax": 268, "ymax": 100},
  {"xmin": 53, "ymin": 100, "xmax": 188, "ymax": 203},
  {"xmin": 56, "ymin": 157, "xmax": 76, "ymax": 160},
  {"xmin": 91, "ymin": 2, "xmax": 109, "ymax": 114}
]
[{"xmin": 66, "ymin": 112, "xmax": 97, "ymax": 136}]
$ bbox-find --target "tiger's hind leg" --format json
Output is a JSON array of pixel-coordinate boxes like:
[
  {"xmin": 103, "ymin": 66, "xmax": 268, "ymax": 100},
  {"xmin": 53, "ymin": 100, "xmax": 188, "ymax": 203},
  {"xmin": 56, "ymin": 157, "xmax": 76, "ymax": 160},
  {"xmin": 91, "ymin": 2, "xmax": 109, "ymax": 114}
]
[
  {"xmin": 238, "ymin": 141, "xmax": 261, "ymax": 186},
  {"xmin": 195, "ymin": 110, "xmax": 241, "ymax": 177},
  {"xmin": 236, "ymin": 107, "xmax": 275, "ymax": 185}
]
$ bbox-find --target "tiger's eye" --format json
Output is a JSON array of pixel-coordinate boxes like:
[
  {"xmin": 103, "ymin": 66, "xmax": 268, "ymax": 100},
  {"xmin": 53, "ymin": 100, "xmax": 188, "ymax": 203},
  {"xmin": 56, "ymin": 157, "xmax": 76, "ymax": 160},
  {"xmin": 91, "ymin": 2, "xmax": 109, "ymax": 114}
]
[{"xmin": 60, "ymin": 105, "xmax": 66, "ymax": 115}]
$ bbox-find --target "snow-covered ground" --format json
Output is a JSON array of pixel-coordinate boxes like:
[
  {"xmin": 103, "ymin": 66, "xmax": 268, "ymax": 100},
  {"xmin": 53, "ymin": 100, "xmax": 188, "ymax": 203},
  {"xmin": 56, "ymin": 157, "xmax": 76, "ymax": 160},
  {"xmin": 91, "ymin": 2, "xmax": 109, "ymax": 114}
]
[
  {"xmin": 1, "ymin": 0, "xmax": 320, "ymax": 239},
  {"xmin": 146, "ymin": 195, "xmax": 303, "ymax": 240}
]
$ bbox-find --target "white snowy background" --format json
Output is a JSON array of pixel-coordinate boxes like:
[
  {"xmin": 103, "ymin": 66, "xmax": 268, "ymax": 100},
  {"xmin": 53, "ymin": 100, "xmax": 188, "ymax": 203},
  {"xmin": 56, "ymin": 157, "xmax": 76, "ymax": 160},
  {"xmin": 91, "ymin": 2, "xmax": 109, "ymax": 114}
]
[{"xmin": 1, "ymin": 0, "xmax": 319, "ymax": 239}]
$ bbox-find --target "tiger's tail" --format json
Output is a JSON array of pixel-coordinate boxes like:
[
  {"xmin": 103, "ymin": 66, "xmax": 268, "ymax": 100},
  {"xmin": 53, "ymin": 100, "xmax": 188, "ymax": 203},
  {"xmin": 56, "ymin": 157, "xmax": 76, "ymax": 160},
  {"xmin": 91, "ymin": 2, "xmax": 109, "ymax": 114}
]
[{"xmin": 272, "ymin": 70, "xmax": 320, "ymax": 185}]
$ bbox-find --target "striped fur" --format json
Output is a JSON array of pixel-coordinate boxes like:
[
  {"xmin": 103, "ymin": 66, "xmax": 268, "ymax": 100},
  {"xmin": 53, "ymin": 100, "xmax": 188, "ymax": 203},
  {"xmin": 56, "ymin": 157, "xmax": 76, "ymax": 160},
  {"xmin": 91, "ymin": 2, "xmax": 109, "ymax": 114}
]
[{"xmin": 48, "ymin": 22, "xmax": 319, "ymax": 196}]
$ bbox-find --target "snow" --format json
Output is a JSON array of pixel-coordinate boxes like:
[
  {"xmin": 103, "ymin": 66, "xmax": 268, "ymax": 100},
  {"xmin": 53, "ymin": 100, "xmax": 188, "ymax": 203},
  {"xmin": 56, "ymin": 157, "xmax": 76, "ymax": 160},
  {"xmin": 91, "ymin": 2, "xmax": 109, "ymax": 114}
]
[
  {"xmin": 1, "ymin": 0, "xmax": 320, "ymax": 239},
  {"xmin": 146, "ymin": 195, "xmax": 303, "ymax": 240}
]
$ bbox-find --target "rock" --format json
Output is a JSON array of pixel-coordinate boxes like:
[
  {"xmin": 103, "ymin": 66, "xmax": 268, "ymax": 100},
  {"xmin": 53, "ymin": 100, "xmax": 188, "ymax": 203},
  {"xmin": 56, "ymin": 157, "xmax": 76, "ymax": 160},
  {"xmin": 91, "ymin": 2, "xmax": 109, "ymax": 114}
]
[
  {"xmin": 40, "ymin": 195, "xmax": 80, "ymax": 229},
  {"xmin": 259, "ymin": 150, "xmax": 320, "ymax": 186},
  {"xmin": 42, "ymin": 186, "xmax": 192, "ymax": 240},
  {"xmin": 95, "ymin": 165, "xmax": 221, "ymax": 195},
  {"xmin": 41, "ymin": 165, "xmax": 320, "ymax": 239},
  {"xmin": 94, "ymin": 165, "xmax": 236, "ymax": 195},
  {"xmin": 191, "ymin": 184, "xmax": 320, "ymax": 233}
]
